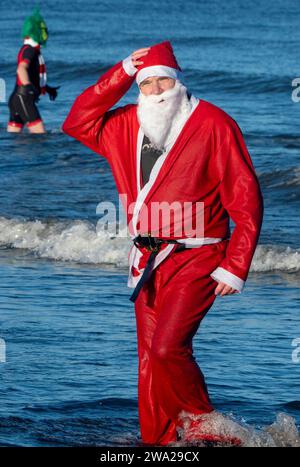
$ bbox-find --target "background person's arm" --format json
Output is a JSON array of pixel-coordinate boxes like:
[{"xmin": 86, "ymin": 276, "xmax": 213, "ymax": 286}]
[{"xmin": 16, "ymin": 46, "xmax": 39, "ymax": 99}]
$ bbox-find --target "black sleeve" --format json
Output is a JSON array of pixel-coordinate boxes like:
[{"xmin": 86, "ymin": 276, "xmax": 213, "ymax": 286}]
[{"xmin": 20, "ymin": 46, "xmax": 37, "ymax": 64}]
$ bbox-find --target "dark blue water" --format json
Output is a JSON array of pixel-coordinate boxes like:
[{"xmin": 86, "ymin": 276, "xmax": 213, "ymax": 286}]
[{"xmin": 0, "ymin": 0, "xmax": 299, "ymax": 447}]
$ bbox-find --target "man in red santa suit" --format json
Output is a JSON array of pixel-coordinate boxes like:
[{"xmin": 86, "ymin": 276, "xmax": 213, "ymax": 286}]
[{"xmin": 62, "ymin": 41, "xmax": 264, "ymax": 446}]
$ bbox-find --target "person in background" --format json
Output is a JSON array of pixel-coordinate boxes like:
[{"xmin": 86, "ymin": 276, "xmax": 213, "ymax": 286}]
[{"xmin": 7, "ymin": 7, "xmax": 59, "ymax": 134}]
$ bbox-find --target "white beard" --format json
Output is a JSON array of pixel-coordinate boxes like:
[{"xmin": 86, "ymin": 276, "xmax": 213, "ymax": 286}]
[{"xmin": 137, "ymin": 80, "xmax": 193, "ymax": 151}]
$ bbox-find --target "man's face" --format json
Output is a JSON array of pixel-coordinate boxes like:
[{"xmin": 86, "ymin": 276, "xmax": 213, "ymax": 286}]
[
  {"xmin": 139, "ymin": 76, "xmax": 176, "ymax": 96},
  {"xmin": 137, "ymin": 79, "xmax": 190, "ymax": 150}
]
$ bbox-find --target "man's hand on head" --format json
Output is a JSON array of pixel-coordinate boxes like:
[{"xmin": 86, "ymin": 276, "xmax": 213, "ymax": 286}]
[
  {"xmin": 131, "ymin": 47, "xmax": 151, "ymax": 67},
  {"xmin": 214, "ymin": 282, "xmax": 239, "ymax": 296}
]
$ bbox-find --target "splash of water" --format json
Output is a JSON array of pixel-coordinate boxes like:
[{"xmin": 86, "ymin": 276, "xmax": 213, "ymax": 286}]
[
  {"xmin": 0, "ymin": 216, "xmax": 299, "ymax": 273},
  {"xmin": 172, "ymin": 410, "xmax": 300, "ymax": 447}
]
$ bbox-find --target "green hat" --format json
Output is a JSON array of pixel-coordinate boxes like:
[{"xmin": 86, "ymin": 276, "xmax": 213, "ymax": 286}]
[{"xmin": 22, "ymin": 7, "xmax": 48, "ymax": 45}]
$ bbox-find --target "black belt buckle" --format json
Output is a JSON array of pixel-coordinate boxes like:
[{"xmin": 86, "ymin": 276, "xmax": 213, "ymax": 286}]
[
  {"xmin": 133, "ymin": 234, "xmax": 161, "ymax": 252},
  {"xmin": 147, "ymin": 234, "xmax": 160, "ymax": 252}
]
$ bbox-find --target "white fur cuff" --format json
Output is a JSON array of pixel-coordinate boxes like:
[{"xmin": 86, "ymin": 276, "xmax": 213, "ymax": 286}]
[
  {"xmin": 122, "ymin": 55, "xmax": 138, "ymax": 77},
  {"xmin": 136, "ymin": 65, "xmax": 181, "ymax": 86},
  {"xmin": 210, "ymin": 267, "xmax": 245, "ymax": 293}
]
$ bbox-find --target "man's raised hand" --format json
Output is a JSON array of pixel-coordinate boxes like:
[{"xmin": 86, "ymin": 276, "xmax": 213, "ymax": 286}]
[{"xmin": 131, "ymin": 47, "xmax": 151, "ymax": 67}]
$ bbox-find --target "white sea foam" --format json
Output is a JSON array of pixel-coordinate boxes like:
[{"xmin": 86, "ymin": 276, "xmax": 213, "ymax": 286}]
[
  {"xmin": 0, "ymin": 216, "xmax": 130, "ymax": 268},
  {"xmin": 0, "ymin": 216, "xmax": 299, "ymax": 272},
  {"xmin": 173, "ymin": 410, "xmax": 300, "ymax": 447},
  {"xmin": 252, "ymin": 244, "xmax": 300, "ymax": 273}
]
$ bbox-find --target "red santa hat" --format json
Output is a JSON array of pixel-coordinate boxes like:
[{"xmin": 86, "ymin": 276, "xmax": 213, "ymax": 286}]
[{"xmin": 135, "ymin": 41, "xmax": 182, "ymax": 86}]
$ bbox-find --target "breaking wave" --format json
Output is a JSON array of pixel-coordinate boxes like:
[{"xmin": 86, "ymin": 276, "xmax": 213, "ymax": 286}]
[
  {"xmin": 173, "ymin": 410, "xmax": 300, "ymax": 447},
  {"xmin": 0, "ymin": 216, "xmax": 299, "ymax": 273}
]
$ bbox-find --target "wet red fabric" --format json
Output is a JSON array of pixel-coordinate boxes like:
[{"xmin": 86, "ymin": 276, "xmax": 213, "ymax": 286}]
[{"xmin": 134, "ymin": 239, "xmax": 229, "ymax": 446}]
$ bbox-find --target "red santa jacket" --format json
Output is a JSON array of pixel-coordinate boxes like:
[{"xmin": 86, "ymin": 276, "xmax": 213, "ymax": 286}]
[{"xmin": 62, "ymin": 59, "xmax": 264, "ymax": 293}]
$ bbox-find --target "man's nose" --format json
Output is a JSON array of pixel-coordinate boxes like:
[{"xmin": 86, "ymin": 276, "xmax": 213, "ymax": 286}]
[{"xmin": 151, "ymin": 82, "xmax": 163, "ymax": 94}]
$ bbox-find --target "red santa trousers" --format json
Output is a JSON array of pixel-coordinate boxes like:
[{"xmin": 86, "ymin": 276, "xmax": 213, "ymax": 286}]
[{"xmin": 133, "ymin": 238, "xmax": 230, "ymax": 446}]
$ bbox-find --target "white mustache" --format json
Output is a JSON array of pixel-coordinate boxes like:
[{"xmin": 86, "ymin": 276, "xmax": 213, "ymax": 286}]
[
  {"xmin": 140, "ymin": 82, "xmax": 185, "ymax": 104},
  {"xmin": 137, "ymin": 80, "xmax": 192, "ymax": 150}
]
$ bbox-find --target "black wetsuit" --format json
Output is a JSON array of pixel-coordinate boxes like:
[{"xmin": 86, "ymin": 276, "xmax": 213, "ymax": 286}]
[
  {"xmin": 141, "ymin": 135, "xmax": 163, "ymax": 186},
  {"xmin": 8, "ymin": 44, "xmax": 42, "ymax": 127}
]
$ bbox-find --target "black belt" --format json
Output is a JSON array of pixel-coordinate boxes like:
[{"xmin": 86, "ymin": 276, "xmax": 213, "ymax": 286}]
[{"xmin": 129, "ymin": 235, "xmax": 185, "ymax": 303}]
